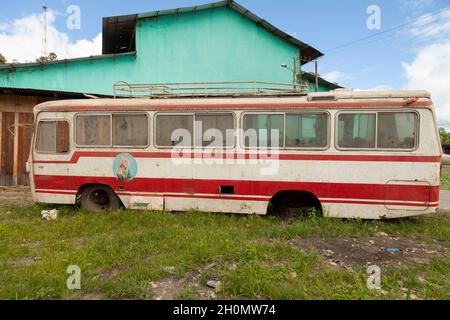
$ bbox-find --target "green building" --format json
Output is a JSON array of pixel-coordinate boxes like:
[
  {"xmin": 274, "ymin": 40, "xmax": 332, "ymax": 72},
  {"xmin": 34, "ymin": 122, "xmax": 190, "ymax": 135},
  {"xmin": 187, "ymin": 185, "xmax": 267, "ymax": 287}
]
[
  {"xmin": 0, "ymin": 0, "xmax": 339, "ymax": 96},
  {"xmin": 0, "ymin": 0, "xmax": 340, "ymax": 186}
]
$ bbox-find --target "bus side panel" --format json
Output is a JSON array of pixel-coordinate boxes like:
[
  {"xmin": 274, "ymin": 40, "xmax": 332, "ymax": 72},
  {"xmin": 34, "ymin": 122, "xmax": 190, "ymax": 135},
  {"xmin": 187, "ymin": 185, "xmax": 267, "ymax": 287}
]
[{"xmin": 323, "ymin": 203, "xmax": 437, "ymax": 219}]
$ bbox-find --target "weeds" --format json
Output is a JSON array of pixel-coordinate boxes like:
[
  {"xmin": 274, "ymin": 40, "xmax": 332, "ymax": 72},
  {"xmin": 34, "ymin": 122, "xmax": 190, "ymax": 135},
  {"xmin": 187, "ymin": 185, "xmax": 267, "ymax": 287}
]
[{"xmin": 0, "ymin": 205, "xmax": 448, "ymax": 300}]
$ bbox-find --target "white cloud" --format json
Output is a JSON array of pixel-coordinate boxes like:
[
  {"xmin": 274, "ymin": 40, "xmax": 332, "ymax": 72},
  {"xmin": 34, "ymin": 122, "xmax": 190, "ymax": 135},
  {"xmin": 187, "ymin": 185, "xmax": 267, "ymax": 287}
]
[
  {"xmin": 401, "ymin": 4, "xmax": 450, "ymax": 127},
  {"xmin": 399, "ymin": 0, "xmax": 435, "ymax": 15},
  {"xmin": 408, "ymin": 8, "xmax": 450, "ymax": 40},
  {"xmin": 361, "ymin": 65, "xmax": 381, "ymax": 73},
  {"xmin": 0, "ymin": 10, "xmax": 101, "ymax": 63},
  {"xmin": 322, "ymin": 71, "xmax": 344, "ymax": 83},
  {"xmin": 402, "ymin": 41, "xmax": 450, "ymax": 128}
]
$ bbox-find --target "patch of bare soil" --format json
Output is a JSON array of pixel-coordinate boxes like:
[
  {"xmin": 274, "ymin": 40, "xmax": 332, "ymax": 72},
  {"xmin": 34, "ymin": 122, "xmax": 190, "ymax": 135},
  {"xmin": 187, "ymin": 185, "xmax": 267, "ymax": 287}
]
[
  {"xmin": 7, "ymin": 256, "xmax": 42, "ymax": 267},
  {"xmin": 73, "ymin": 290, "xmax": 104, "ymax": 300},
  {"xmin": 0, "ymin": 186, "xmax": 32, "ymax": 208},
  {"xmin": 149, "ymin": 269, "xmax": 218, "ymax": 300},
  {"xmin": 289, "ymin": 236, "xmax": 448, "ymax": 270},
  {"xmin": 434, "ymin": 209, "xmax": 450, "ymax": 217},
  {"xmin": 149, "ymin": 260, "xmax": 229, "ymax": 300}
]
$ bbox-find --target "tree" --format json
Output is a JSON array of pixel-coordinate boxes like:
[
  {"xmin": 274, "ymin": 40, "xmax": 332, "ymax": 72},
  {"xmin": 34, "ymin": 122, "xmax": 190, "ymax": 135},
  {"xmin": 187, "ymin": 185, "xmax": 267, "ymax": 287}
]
[
  {"xmin": 0, "ymin": 53, "xmax": 6, "ymax": 64},
  {"xmin": 440, "ymin": 128, "xmax": 450, "ymax": 144},
  {"xmin": 36, "ymin": 52, "xmax": 58, "ymax": 63}
]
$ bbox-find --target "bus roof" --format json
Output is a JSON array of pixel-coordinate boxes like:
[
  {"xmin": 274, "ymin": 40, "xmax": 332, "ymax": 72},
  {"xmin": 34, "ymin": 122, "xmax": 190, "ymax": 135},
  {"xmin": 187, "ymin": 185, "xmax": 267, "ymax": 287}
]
[{"xmin": 35, "ymin": 90, "xmax": 433, "ymax": 113}]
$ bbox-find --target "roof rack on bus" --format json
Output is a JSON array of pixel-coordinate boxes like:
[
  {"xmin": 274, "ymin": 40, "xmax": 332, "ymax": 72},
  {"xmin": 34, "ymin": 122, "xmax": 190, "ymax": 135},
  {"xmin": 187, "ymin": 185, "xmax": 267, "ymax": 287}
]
[
  {"xmin": 307, "ymin": 89, "xmax": 431, "ymax": 101},
  {"xmin": 113, "ymin": 81, "xmax": 309, "ymax": 98}
]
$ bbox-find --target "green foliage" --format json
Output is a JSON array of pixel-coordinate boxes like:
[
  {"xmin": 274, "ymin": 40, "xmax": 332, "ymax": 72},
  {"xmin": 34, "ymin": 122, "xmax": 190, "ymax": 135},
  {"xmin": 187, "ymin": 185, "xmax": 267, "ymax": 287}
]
[
  {"xmin": 440, "ymin": 128, "xmax": 450, "ymax": 145},
  {"xmin": 441, "ymin": 174, "xmax": 450, "ymax": 190},
  {"xmin": 36, "ymin": 52, "xmax": 57, "ymax": 63},
  {"xmin": 0, "ymin": 53, "xmax": 6, "ymax": 65}
]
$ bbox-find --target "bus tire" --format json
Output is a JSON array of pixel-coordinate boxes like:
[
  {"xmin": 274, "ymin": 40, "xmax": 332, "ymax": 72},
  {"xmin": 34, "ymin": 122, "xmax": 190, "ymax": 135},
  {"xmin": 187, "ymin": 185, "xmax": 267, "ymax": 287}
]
[{"xmin": 80, "ymin": 185, "xmax": 121, "ymax": 212}]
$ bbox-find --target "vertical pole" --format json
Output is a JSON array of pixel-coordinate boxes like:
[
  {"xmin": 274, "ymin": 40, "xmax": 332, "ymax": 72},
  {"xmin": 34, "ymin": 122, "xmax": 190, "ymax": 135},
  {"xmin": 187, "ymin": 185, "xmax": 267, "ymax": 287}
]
[
  {"xmin": 315, "ymin": 60, "xmax": 319, "ymax": 92},
  {"xmin": 13, "ymin": 112, "xmax": 19, "ymax": 186},
  {"xmin": 298, "ymin": 53, "xmax": 303, "ymax": 92},
  {"xmin": 292, "ymin": 57, "xmax": 297, "ymax": 91},
  {"xmin": 42, "ymin": 5, "xmax": 48, "ymax": 58}
]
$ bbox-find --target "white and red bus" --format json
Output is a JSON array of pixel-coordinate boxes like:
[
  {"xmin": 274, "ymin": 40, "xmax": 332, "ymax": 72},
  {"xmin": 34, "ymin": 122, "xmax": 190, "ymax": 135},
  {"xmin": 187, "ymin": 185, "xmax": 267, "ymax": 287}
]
[{"xmin": 29, "ymin": 89, "xmax": 442, "ymax": 219}]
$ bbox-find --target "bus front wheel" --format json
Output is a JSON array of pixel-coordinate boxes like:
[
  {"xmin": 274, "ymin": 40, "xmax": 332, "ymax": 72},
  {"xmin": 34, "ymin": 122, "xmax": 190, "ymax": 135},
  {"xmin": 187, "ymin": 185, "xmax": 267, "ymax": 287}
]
[{"xmin": 81, "ymin": 185, "xmax": 122, "ymax": 212}]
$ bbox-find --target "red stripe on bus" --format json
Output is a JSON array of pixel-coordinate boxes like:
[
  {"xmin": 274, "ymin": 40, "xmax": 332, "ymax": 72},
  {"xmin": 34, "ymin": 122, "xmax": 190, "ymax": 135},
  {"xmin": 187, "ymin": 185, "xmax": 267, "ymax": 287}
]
[
  {"xmin": 33, "ymin": 176, "xmax": 439, "ymax": 204},
  {"xmin": 117, "ymin": 192, "xmax": 270, "ymax": 202},
  {"xmin": 34, "ymin": 189, "xmax": 437, "ymax": 208},
  {"xmin": 320, "ymin": 199, "xmax": 437, "ymax": 207},
  {"xmin": 38, "ymin": 100, "xmax": 433, "ymax": 112},
  {"xmin": 32, "ymin": 151, "xmax": 442, "ymax": 164}
]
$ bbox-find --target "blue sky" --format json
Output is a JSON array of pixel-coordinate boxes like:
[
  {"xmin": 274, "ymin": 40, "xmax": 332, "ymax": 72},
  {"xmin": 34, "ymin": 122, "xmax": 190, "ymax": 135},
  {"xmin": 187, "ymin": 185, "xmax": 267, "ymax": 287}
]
[{"xmin": 1, "ymin": 0, "xmax": 450, "ymax": 125}]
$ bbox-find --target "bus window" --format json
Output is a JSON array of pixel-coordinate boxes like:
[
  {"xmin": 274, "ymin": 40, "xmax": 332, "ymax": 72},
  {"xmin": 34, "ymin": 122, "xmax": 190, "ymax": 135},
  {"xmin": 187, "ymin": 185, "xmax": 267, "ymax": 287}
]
[
  {"xmin": 243, "ymin": 114, "xmax": 284, "ymax": 148},
  {"xmin": 377, "ymin": 112, "xmax": 417, "ymax": 149},
  {"xmin": 76, "ymin": 115, "xmax": 111, "ymax": 146},
  {"xmin": 195, "ymin": 114, "xmax": 234, "ymax": 147},
  {"xmin": 286, "ymin": 113, "xmax": 328, "ymax": 148},
  {"xmin": 156, "ymin": 114, "xmax": 193, "ymax": 147},
  {"xmin": 338, "ymin": 113, "xmax": 376, "ymax": 148},
  {"xmin": 113, "ymin": 114, "xmax": 149, "ymax": 147},
  {"xmin": 36, "ymin": 120, "xmax": 69, "ymax": 153}
]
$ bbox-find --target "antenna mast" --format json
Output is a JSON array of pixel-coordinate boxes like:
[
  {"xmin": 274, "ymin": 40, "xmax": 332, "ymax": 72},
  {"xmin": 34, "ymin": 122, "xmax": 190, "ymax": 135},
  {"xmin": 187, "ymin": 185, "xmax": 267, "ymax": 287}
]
[{"xmin": 41, "ymin": 4, "xmax": 48, "ymax": 57}]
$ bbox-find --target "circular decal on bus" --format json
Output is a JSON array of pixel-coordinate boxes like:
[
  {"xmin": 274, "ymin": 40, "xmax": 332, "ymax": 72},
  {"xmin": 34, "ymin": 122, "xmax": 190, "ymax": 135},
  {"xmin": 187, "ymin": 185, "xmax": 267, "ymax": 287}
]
[{"xmin": 113, "ymin": 153, "xmax": 137, "ymax": 182}]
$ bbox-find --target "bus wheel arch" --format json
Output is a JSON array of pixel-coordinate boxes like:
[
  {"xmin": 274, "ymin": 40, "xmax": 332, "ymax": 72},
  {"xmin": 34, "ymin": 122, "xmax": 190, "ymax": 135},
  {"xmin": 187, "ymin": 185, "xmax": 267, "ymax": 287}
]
[
  {"xmin": 77, "ymin": 184, "xmax": 123, "ymax": 212},
  {"xmin": 267, "ymin": 190, "xmax": 323, "ymax": 216}
]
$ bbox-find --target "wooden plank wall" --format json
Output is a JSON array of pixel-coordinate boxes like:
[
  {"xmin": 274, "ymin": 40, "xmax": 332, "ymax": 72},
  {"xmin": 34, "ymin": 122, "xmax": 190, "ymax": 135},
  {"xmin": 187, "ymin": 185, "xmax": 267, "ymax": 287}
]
[
  {"xmin": 0, "ymin": 94, "xmax": 51, "ymax": 186},
  {"xmin": 0, "ymin": 112, "xmax": 15, "ymax": 185}
]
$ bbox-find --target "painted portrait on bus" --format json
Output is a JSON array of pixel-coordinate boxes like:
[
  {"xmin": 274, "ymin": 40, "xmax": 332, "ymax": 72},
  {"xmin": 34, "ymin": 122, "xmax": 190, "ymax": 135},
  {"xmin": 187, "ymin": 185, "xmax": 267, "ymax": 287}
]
[{"xmin": 113, "ymin": 153, "xmax": 138, "ymax": 182}]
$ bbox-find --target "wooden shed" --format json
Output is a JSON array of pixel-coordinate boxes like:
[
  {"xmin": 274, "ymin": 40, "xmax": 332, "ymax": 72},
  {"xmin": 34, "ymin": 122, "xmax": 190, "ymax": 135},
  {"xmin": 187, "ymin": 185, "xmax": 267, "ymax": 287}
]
[{"xmin": 0, "ymin": 89, "xmax": 85, "ymax": 185}]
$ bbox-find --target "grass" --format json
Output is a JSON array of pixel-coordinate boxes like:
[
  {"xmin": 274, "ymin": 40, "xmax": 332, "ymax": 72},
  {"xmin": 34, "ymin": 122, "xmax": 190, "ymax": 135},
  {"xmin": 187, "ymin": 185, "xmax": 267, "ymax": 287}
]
[
  {"xmin": 441, "ymin": 174, "xmax": 450, "ymax": 191},
  {"xmin": 0, "ymin": 204, "xmax": 448, "ymax": 300}
]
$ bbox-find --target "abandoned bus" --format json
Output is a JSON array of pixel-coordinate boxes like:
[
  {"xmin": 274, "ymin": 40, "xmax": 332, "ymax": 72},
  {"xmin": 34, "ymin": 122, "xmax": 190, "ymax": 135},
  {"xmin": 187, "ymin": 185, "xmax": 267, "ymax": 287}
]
[{"xmin": 29, "ymin": 89, "xmax": 442, "ymax": 219}]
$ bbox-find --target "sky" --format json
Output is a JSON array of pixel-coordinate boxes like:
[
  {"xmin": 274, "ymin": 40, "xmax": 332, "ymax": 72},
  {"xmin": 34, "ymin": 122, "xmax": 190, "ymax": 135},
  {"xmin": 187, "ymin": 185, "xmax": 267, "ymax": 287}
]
[{"xmin": 1, "ymin": 0, "xmax": 450, "ymax": 127}]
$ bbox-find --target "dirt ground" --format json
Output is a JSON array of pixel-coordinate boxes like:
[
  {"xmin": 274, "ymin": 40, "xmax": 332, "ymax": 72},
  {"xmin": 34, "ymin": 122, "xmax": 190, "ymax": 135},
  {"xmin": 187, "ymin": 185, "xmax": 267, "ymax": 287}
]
[
  {"xmin": 149, "ymin": 269, "xmax": 218, "ymax": 300},
  {"xmin": 289, "ymin": 236, "xmax": 448, "ymax": 271},
  {"xmin": 441, "ymin": 165, "xmax": 450, "ymax": 175},
  {"xmin": 0, "ymin": 186, "xmax": 33, "ymax": 208}
]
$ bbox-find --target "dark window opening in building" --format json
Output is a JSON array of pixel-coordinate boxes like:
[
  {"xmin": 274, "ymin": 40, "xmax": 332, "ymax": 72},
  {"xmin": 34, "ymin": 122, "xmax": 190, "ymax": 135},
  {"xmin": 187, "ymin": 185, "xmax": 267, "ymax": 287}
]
[{"xmin": 102, "ymin": 14, "xmax": 137, "ymax": 54}]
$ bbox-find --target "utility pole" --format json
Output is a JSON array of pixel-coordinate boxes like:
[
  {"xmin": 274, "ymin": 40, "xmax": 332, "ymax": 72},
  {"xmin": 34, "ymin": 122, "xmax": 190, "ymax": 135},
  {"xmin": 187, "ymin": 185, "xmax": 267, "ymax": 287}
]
[
  {"xmin": 42, "ymin": 4, "xmax": 48, "ymax": 58},
  {"xmin": 315, "ymin": 60, "xmax": 319, "ymax": 92},
  {"xmin": 292, "ymin": 57, "xmax": 297, "ymax": 91}
]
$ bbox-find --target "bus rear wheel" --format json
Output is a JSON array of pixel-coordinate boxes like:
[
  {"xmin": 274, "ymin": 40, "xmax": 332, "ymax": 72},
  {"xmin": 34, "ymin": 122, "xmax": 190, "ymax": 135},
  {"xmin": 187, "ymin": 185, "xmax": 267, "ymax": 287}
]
[
  {"xmin": 81, "ymin": 185, "xmax": 121, "ymax": 212},
  {"xmin": 268, "ymin": 191, "xmax": 322, "ymax": 218}
]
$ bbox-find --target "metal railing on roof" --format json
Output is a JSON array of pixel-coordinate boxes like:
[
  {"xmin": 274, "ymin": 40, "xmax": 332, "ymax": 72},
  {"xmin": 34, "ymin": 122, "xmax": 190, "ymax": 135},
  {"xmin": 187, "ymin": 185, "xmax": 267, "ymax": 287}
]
[{"xmin": 113, "ymin": 81, "xmax": 308, "ymax": 98}]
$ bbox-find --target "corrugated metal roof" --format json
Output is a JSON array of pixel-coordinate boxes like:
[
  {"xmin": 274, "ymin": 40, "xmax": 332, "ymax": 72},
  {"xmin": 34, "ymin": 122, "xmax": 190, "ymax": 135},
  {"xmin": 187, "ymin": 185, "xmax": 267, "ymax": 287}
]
[
  {"xmin": 135, "ymin": 0, "xmax": 323, "ymax": 63},
  {"xmin": 0, "ymin": 52, "xmax": 136, "ymax": 70},
  {"xmin": 0, "ymin": 87, "xmax": 112, "ymax": 98}
]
